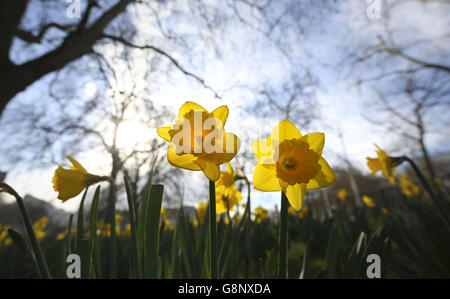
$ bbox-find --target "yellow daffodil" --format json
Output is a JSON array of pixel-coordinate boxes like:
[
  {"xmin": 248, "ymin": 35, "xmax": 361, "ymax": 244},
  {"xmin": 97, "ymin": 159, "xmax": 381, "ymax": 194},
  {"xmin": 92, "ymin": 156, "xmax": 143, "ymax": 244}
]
[
  {"xmin": 381, "ymin": 208, "xmax": 389, "ymax": 215},
  {"xmin": 0, "ymin": 224, "xmax": 8, "ymax": 245},
  {"xmin": 123, "ymin": 224, "xmax": 131, "ymax": 237},
  {"xmin": 253, "ymin": 206, "xmax": 268, "ymax": 223},
  {"xmin": 52, "ymin": 156, "xmax": 112, "ymax": 202},
  {"xmin": 252, "ymin": 120, "xmax": 336, "ymax": 211},
  {"xmin": 215, "ymin": 163, "xmax": 243, "ymax": 215},
  {"xmin": 399, "ymin": 174, "xmax": 420, "ymax": 197},
  {"xmin": 115, "ymin": 213, "xmax": 123, "ymax": 224},
  {"xmin": 163, "ymin": 219, "xmax": 174, "ymax": 231},
  {"xmin": 157, "ymin": 101, "xmax": 240, "ymax": 181},
  {"xmin": 56, "ymin": 233, "xmax": 65, "ymax": 241},
  {"xmin": 366, "ymin": 144, "xmax": 396, "ymax": 185},
  {"xmin": 197, "ymin": 203, "xmax": 208, "ymax": 224},
  {"xmin": 33, "ymin": 217, "xmax": 49, "ymax": 242},
  {"xmin": 191, "ymin": 219, "xmax": 199, "ymax": 228},
  {"xmin": 362, "ymin": 195, "xmax": 376, "ymax": 208},
  {"xmin": 161, "ymin": 207, "xmax": 167, "ymax": 219},
  {"xmin": 234, "ymin": 214, "xmax": 241, "ymax": 223},
  {"xmin": 337, "ymin": 189, "xmax": 348, "ymax": 201}
]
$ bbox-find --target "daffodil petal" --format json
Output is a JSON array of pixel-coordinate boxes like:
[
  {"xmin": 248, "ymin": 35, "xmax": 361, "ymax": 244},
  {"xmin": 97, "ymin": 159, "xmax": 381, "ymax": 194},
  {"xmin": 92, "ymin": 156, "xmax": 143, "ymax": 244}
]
[
  {"xmin": 178, "ymin": 101, "xmax": 207, "ymax": 118},
  {"xmin": 219, "ymin": 133, "xmax": 241, "ymax": 164},
  {"xmin": 284, "ymin": 183, "xmax": 306, "ymax": 211},
  {"xmin": 306, "ymin": 158, "xmax": 337, "ymax": 190},
  {"xmin": 194, "ymin": 158, "xmax": 221, "ymax": 181},
  {"xmin": 53, "ymin": 168, "xmax": 88, "ymax": 202},
  {"xmin": 157, "ymin": 125, "xmax": 172, "ymax": 142},
  {"xmin": 211, "ymin": 105, "xmax": 229, "ymax": 128},
  {"xmin": 167, "ymin": 147, "xmax": 200, "ymax": 171},
  {"xmin": 225, "ymin": 163, "xmax": 235, "ymax": 177},
  {"xmin": 269, "ymin": 120, "xmax": 302, "ymax": 145},
  {"xmin": 216, "ymin": 201, "xmax": 228, "ymax": 215},
  {"xmin": 66, "ymin": 156, "xmax": 88, "ymax": 173},
  {"xmin": 253, "ymin": 163, "xmax": 281, "ymax": 191},
  {"xmin": 251, "ymin": 139, "xmax": 275, "ymax": 164},
  {"xmin": 300, "ymin": 133, "xmax": 324, "ymax": 155}
]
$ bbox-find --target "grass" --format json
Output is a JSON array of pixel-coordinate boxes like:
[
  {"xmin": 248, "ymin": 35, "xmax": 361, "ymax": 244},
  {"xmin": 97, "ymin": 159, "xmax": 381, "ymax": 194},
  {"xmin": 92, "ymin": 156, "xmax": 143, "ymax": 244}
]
[{"xmin": 1, "ymin": 174, "xmax": 450, "ymax": 279}]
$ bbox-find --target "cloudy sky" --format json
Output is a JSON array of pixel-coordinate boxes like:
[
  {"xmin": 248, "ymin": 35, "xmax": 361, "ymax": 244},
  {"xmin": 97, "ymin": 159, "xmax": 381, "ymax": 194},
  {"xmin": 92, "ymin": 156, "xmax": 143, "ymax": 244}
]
[{"xmin": 2, "ymin": 0, "xmax": 449, "ymax": 212}]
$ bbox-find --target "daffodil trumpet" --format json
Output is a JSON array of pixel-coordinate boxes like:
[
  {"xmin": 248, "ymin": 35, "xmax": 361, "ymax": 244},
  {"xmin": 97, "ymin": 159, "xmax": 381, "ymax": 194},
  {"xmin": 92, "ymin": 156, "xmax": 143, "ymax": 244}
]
[
  {"xmin": 0, "ymin": 183, "xmax": 51, "ymax": 278},
  {"xmin": 52, "ymin": 156, "xmax": 113, "ymax": 202}
]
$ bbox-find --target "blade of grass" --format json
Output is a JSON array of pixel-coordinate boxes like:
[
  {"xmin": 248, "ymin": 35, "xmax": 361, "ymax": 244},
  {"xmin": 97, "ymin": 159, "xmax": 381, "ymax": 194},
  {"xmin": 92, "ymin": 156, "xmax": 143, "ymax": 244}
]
[
  {"xmin": 124, "ymin": 175, "xmax": 142, "ymax": 278},
  {"xmin": 66, "ymin": 214, "xmax": 74, "ymax": 255},
  {"xmin": 0, "ymin": 183, "xmax": 51, "ymax": 278},
  {"xmin": 109, "ymin": 185, "xmax": 117, "ymax": 279},
  {"xmin": 144, "ymin": 184, "xmax": 164, "ymax": 278},
  {"xmin": 76, "ymin": 188, "xmax": 89, "ymax": 249},
  {"xmin": 7, "ymin": 228, "xmax": 32, "ymax": 260},
  {"xmin": 90, "ymin": 186, "xmax": 101, "ymax": 279}
]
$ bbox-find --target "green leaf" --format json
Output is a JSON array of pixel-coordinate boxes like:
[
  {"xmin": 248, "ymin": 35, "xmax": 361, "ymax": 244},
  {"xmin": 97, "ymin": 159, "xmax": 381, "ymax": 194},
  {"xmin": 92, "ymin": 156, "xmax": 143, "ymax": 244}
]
[
  {"xmin": 124, "ymin": 175, "xmax": 142, "ymax": 278},
  {"xmin": 89, "ymin": 186, "xmax": 101, "ymax": 279},
  {"xmin": 8, "ymin": 228, "xmax": 32, "ymax": 259},
  {"xmin": 76, "ymin": 188, "xmax": 89, "ymax": 249},
  {"xmin": 144, "ymin": 184, "xmax": 164, "ymax": 278}
]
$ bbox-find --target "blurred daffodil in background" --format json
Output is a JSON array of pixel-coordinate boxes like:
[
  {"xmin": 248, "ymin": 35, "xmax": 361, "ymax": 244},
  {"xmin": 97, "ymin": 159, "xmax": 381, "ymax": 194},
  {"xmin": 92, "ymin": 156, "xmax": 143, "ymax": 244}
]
[
  {"xmin": 52, "ymin": 156, "xmax": 112, "ymax": 202},
  {"xmin": 253, "ymin": 206, "xmax": 268, "ymax": 223},
  {"xmin": 197, "ymin": 203, "xmax": 208, "ymax": 224},
  {"xmin": 338, "ymin": 189, "xmax": 348, "ymax": 201},
  {"xmin": 366, "ymin": 144, "xmax": 396, "ymax": 185},
  {"xmin": 215, "ymin": 163, "xmax": 243, "ymax": 215},
  {"xmin": 399, "ymin": 174, "xmax": 421, "ymax": 197},
  {"xmin": 362, "ymin": 195, "xmax": 376, "ymax": 208},
  {"xmin": 32, "ymin": 217, "xmax": 49, "ymax": 242},
  {"xmin": 0, "ymin": 223, "xmax": 11, "ymax": 246},
  {"xmin": 157, "ymin": 101, "xmax": 240, "ymax": 181},
  {"xmin": 252, "ymin": 120, "xmax": 336, "ymax": 211}
]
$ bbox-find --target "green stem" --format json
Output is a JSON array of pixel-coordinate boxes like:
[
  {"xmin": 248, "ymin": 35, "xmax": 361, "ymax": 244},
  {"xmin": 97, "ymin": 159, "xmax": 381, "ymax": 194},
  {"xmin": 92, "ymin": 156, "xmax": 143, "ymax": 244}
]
[
  {"xmin": 244, "ymin": 176, "xmax": 252, "ymax": 279},
  {"xmin": 0, "ymin": 183, "xmax": 51, "ymax": 278},
  {"xmin": 209, "ymin": 180, "xmax": 219, "ymax": 279},
  {"xmin": 279, "ymin": 191, "xmax": 289, "ymax": 279}
]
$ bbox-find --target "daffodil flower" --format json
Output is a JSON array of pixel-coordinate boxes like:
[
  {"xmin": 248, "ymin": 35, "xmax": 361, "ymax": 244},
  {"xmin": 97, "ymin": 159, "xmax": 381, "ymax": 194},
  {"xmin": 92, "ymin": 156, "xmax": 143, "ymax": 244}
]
[
  {"xmin": 399, "ymin": 174, "xmax": 421, "ymax": 197},
  {"xmin": 52, "ymin": 156, "xmax": 112, "ymax": 202},
  {"xmin": 196, "ymin": 203, "xmax": 208, "ymax": 224},
  {"xmin": 252, "ymin": 120, "xmax": 336, "ymax": 211},
  {"xmin": 366, "ymin": 144, "xmax": 396, "ymax": 185},
  {"xmin": 215, "ymin": 163, "xmax": 243, "ymax": 215},
  {"xmin": 253, "ymin": 206, "xmax": 268, "ymax": 223},
  {"xmin": 157, "ymin": 101, "xmax": 240, "ymax": 181},
  {"xmin": 337, "ymin": 189, "xmax": 348, "ymax": 201},
  {"xmin": 362, "ymin": 195, "xmax": 376, "ymax": 208}
]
